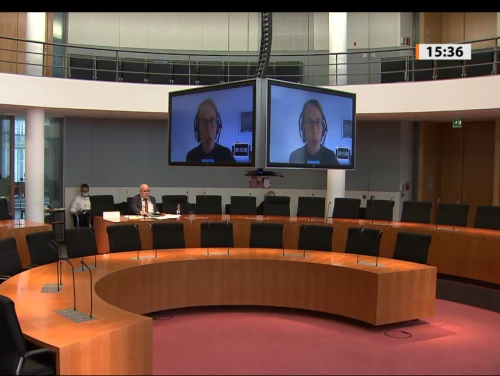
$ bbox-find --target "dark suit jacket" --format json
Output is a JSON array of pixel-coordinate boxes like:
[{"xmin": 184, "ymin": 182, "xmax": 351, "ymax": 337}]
[{"xmin": 129, "ymin": 194, "xmax": 158, "ymax": 215}]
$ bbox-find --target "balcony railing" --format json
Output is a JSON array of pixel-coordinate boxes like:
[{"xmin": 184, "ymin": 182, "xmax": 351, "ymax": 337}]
[{"xmin": 0, "ymin": 34, "xmax": 498, "ymax": 87}]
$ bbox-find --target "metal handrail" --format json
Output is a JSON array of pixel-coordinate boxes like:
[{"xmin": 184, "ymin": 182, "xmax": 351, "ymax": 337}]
[{"xmin": 0, "ymin": 34, "xmax": 498, "ymax": 86}]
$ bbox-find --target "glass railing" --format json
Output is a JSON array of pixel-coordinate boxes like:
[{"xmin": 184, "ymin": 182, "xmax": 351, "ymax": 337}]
[{"xmin": 0, "ymin": 34, "xmax": 498, "ymax": 86}]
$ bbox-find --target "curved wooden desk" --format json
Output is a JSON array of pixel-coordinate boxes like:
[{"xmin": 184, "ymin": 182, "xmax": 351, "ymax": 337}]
[
  {"xmin": 93, "ymin": 215, "xmax": 500, "ymax": 286},
  {"xmin": 0, "ymin": 249, "xmax": 436, "ymax": 375}
]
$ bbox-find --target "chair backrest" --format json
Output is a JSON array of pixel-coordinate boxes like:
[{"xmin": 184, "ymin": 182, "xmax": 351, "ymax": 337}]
[
  {"xmin": 249, "ymin": 222, "xmax": 283, "ymax": 249},
  {"xmin": 25, "ymin": 231, "xmax": 59, "ymax": 266},
  {"xmin": 64, "ymin": 228, "xmax": 99, "ymax": 259},
  {"xmin": 196, "ymin": 195, "xmax": 222, "ymax": 215},
  {"xmin": 0, "ymin": 238, "xmax": 22, "ymax": 278},
  {"xmin": 296, "ymin": 197, "xmax": 326, "ymax": 218},
  {"xmin": 162, "ymin": 195, "xmax": 189, "ymax": 214},
  {"xmin": 436, "ymin": 203, "xmax": 469, "ymax": 227},
  {"xmin": 474, "ymin": 205, "xmax": 500, "ymax": 230},
  {"xmin": 263, "ymin": 196, "xmax": 290, "ymax": 217},
  {"xmin": 393, "ymin": 232, "xmax": 432, "ymax": 264},
  {"xmin": 0, "ymin": 295, "xmax": 27, "ymax": 371},
  {"xmin": 106, "ymin": 225, "xmax": 142, "ymax": 253},
  {"xmin": 365, "ymin": 199, "xmax": 394, "ymax": 222},
  {"xmin": 230, "ymin": 196, "xmax": 257, "ymax": 215},
  {"xmin": 200, "ymin": 221, "xmax": 234, "ymax": 248},
  {"xmin": 89, "ymin": 195, "xmax": 115, "ymax": 216},
  {"xmin": 0, "ymin": 197, "xmax": 10, "ymax": 221},
  {"xmin": 150, "ymin": 222, "xmax": 185, "ymax": 249},
  {"xmin": 297, "ymin": 224, "xmax": 333, "ymax": 252},
  {"xmin": 344, "ymin": 227, "xmax": 382, "ymax": 257},
  {"xmin": 400, "ymin": 201, "xmax": 432, "ymax": 224},
  {"xmin": 332, "ymin": 198, "xmax": 361, "ymax": 219}
]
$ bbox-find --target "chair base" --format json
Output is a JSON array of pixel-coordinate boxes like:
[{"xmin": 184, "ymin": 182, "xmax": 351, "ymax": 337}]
[
  {"xmin": 56, "ymin": 308, "xmax": 95, "ymax": 323},
  {"xmin": 40, "ymin": 284, "xmax": 62, "ymax": 293}
]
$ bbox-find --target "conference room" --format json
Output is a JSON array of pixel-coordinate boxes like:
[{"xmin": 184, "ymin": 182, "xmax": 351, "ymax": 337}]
[{"xmin": 1, "ymin": 11, "xmax": 500, "ymax": 376}]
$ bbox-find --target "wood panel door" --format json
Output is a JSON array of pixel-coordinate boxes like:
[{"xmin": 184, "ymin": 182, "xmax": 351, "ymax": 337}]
[{"xmin": 462, "ymin": 122, "xmax": 495, "ymax": 226}]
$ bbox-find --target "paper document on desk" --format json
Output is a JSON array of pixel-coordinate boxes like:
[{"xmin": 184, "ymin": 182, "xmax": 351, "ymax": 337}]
[
  {"xmin": 150, "ymin": 214, "xmax": 181, "ymax": 220},
  {"xmin": 124, "ymin": 215, "xmax": 144, "ymax": 220}
]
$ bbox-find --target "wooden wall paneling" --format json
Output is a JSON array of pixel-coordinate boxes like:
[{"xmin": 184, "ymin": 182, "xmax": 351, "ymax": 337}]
[
  {"xmin": 44, "ymin": 12, "xmax": 53, "ymax": 77},
  {"xmin": 464, "ymin": 12, "xmax": 497, "ymax": 49},
  {"xmin": 441, "ymin": 12, "xmax": 465, "ymax": 44},
  {"xmin": 16, "ymin": 13, "xmax": 26, "ymax": 75},
  {"xmin": 493, "ymin": 120, "xmax": 500, "ymax": 206},
  {"xmin": 417, "ymin": 122, "xmax": 442, "ymax": 223},
  {"xmin": 0, "ymin": 12, "xmax": 14, "ymax": 74},
  {"xmin": 420, "ymin": 12, "xmax": 442, "ymax": 44},
  {"xmin": 462, "ymin": 121, "xmax": 495, "ymax": 226},
  {"xmin": 440, "ymin": 123, "xmax": 464, "ymax": 204}
]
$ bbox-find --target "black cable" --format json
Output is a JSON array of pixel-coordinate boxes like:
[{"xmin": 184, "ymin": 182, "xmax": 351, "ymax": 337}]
[{"xmin": 384, "ymin": 329, "xmax": 412, "ymax": 339}]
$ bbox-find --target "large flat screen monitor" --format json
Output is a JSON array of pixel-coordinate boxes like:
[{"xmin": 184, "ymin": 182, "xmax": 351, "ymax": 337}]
[
  {"xmin": 168, "ymin": 79, "xmax": 257, "ymax": 167},
  {"xmin": 266, "ymin": 79, "xmax": 356, "ymax": 170}
]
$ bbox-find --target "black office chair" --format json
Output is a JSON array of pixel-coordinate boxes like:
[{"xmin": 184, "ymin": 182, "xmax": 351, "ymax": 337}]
[
  {"xmin": 392, "ymin": 232, "xmax": 432, "ymax": 265},
  {"xmin": 0, "ymin": 238, "xmax": 23, "ymax": 283},
  {"xmin": 297, "ymin": 197, "xmax": 326, "ymax": 218},
  {"xmin": 64, "ymin": 228, "xmax": 99, "ymax": 268},
  {"xmin": 297, "ymin": 224, "xmax": 333, "ymax": 252},
  {"xmin": 89, "ymin": 195, "xmax": 115, "ymax": 217},
  {"xmin": 162, "ymin": 195, "xmax": 189, "ymax": 214},
  {"xmin": 436, "ymin": 203, "xmax": 469, "ymax": 227},
  {"xmin": 249, "ymin": 223, "xmax": 283, "ymax": 249},
  {"xmin": 344, "ymin": 227, "xmax": 382, "ymax": 259},
  {"xmin": 25, "ymin": 232, "xmax": 60, "ymax": 267},
  {"xmin": 474, "ymin": 206, "xmax": 500, "ymax": 230},
  {"xmin": 365, "ymin": 199, "xmax": 394, "ymax": 222},
  {"xmin": 200, "ymin": 221, "xmax": 234, "ymax": 248},
  {"xmin": 0, "ymin": 197, "xmax": 12, "ymax": 220},
  {"xmin": 332, "ymin": 198, "xmax": 361, "ymax": 219},
  {"xmin": 106, "ymin": 225, "xmax": 141, "ymax": 253},
  {"xmin": 230, "ymin": 196, "xmax": 257, "ymax": 215},
  {"xmin": 263, "ymin": 196, "xmax": 290, "ymax": 217},
  {"xmin": 0, "ymin": 295, "xmax": 56, "ymax": 375},
  {"xmin": 400, "ymin": 201, "xmax": 432, "ymax": 224},
  {"xmin": 150, "ymin": 222, "xmax": 185, "ymax": 250},
  {"xmin": 196, "ymin": 195, "xmax": 222, "ymax": 215}
]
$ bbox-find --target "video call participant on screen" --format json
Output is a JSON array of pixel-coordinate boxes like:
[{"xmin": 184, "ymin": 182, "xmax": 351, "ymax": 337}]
[
  {"xmin": 186, "ymin": 99, "xmax": 236, "ymax": 163},
  {"xmin": 130, "ymin": 184, "xmax": 159, "ymax": 216},
  {"xmin": 288, "ymin": 99, "xmax": 340, "ymax": 166}
]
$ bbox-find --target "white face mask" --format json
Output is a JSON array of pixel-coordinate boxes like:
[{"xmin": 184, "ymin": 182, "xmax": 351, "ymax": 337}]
[{"xmin": 81, "ymin": 192, "xmax": 89, "ymax": 197}]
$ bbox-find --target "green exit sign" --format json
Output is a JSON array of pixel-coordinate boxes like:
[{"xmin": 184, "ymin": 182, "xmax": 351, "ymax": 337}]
[{"xmin": 453, "ymin": 118, "xmax": 462, "ymax": 128}]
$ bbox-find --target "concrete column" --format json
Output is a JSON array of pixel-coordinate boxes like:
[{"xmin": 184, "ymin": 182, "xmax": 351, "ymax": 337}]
[
  {"xmin": 326, "ymin": 12, "xmax": 348, "ymax": 216},
  {"xmin": 26, "ymin": 12, "xmax": 46, "ymax": 77},
  {"xmin": 25, "ymin": 108, "xmax": 45, "ymax": 223}
]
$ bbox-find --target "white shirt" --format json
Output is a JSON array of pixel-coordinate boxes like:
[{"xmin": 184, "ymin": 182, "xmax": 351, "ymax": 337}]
[
  {"xmin": 141, "ymin": 197, "xmax": 154, "ymax": 213},
  {"xmin": 70, "ymin": 195, "xmax": 91, "ymax": 214}
]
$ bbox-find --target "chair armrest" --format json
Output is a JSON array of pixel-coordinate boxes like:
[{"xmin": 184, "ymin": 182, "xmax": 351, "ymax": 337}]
[
  {"xmin": 0, "ymin": 275, "xmax": 10, "ymax": 281},
  {"xmin": 26, "ymin": 348, "xmax": 55, "ymax": 358}
]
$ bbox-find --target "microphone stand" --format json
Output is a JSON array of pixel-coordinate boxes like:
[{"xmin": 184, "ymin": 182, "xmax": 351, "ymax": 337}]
[
  {"xmin": 126, "ymin": 191, "xmax": 130, "ymax": 218},
  {"xmin": 226, "ymin": 221, "xmax": 230, "ymax": 255},
  {"xmin": 206, "ymin": 220, "xmax": 210, "ymax": 255},
  {"xmin": 303, "ymin": 224, "xmax": 307, "ymax": 258},
  {"xmin": 309, "ymin": 193, "xmax": 314, "ymax": 222},
  {"xmin": 371, "ymin": 196, "xmax": 375, "ymax": 225},
  {"xmin": 49, "ymin": 240, "xmax": 78, "ymax": 310},
  {"xmin": 80, "ymin": 260, "xmax": 94, "ymax": 319},
  {"xmin": 325, "ymin": 201, "xmax": 332, "ymax": 223},
  {"xmin": 282, "ymin": 222, "xmax": 288, "ymax": 257},
  {"xmin": 48, "ymin": 240, "xmax": 62, "ymax": 291},
  {"xmin": 454, "ymin": 199, "xmax": 459, "ymax": 231},
  {"xmin": 389, "ymin": 198, "xmax": 393, "ymax": 226}
]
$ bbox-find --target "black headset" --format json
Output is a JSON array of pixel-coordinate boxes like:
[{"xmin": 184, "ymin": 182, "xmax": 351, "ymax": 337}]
[
  {"xmin": 298, "ymin": 99, "xmax": 328, "ymax": 145},
  {"xmin": 193, "ymin": 99, "xmax": 223, "ymax": 143}
]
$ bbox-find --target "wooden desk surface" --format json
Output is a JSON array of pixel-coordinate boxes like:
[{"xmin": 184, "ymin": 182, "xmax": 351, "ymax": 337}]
[
  {"xmin": 93, "ymin": 215, "xmax": 500, "ymax": 285},
  {"xmin": 0, "ymin": 249, "xmax": 436, "ymax": 375},
  {"xmin": 0, "ymin": 219, "xmax": 52, "ymax": 267}
]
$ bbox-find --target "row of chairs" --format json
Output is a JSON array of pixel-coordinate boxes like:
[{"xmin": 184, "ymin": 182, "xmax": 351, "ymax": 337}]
[
  {"xmin": 84, "ymin": 195, "xmax": 500, "ymax": 230},
  {"xmin": 68, "ymin": 55, "xmax": 303, "ymax": 85},
  {"xmin": 0, "ymin": 219, "xmax": 432, "ymax": 375}
]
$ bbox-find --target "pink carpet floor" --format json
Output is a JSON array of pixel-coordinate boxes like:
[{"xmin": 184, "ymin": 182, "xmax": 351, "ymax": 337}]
[{"xmin": 152, "ymin": 299, "xmax": 500, "ymax": 375}]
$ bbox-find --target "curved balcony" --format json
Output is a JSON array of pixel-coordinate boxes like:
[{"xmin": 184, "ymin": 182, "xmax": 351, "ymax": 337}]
[{"xmin": 0, "ymin": 34, "xmax": 498, "ymax": 86}]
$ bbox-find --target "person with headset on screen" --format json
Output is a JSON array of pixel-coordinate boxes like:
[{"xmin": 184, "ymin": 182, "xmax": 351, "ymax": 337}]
[
  {"xmin": 185, "ymin": 98, "xmax": 236, "ymax": 163},
  {"xmin": 288, "ymin": 99, "xmax": 340, "ymax": 166}
]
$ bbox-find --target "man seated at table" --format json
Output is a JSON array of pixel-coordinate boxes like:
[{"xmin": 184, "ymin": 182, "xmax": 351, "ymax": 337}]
[
  {"xmin": 69, "ymin": 183, "xmax": 91, "ymax": 227},
  {"xmin": 129, "ymin": 184, "xmax": 159, "ymax": 216},
  {"xmin": 257, "ymin": 190, "xmax": 275, "ymax": 215}
]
